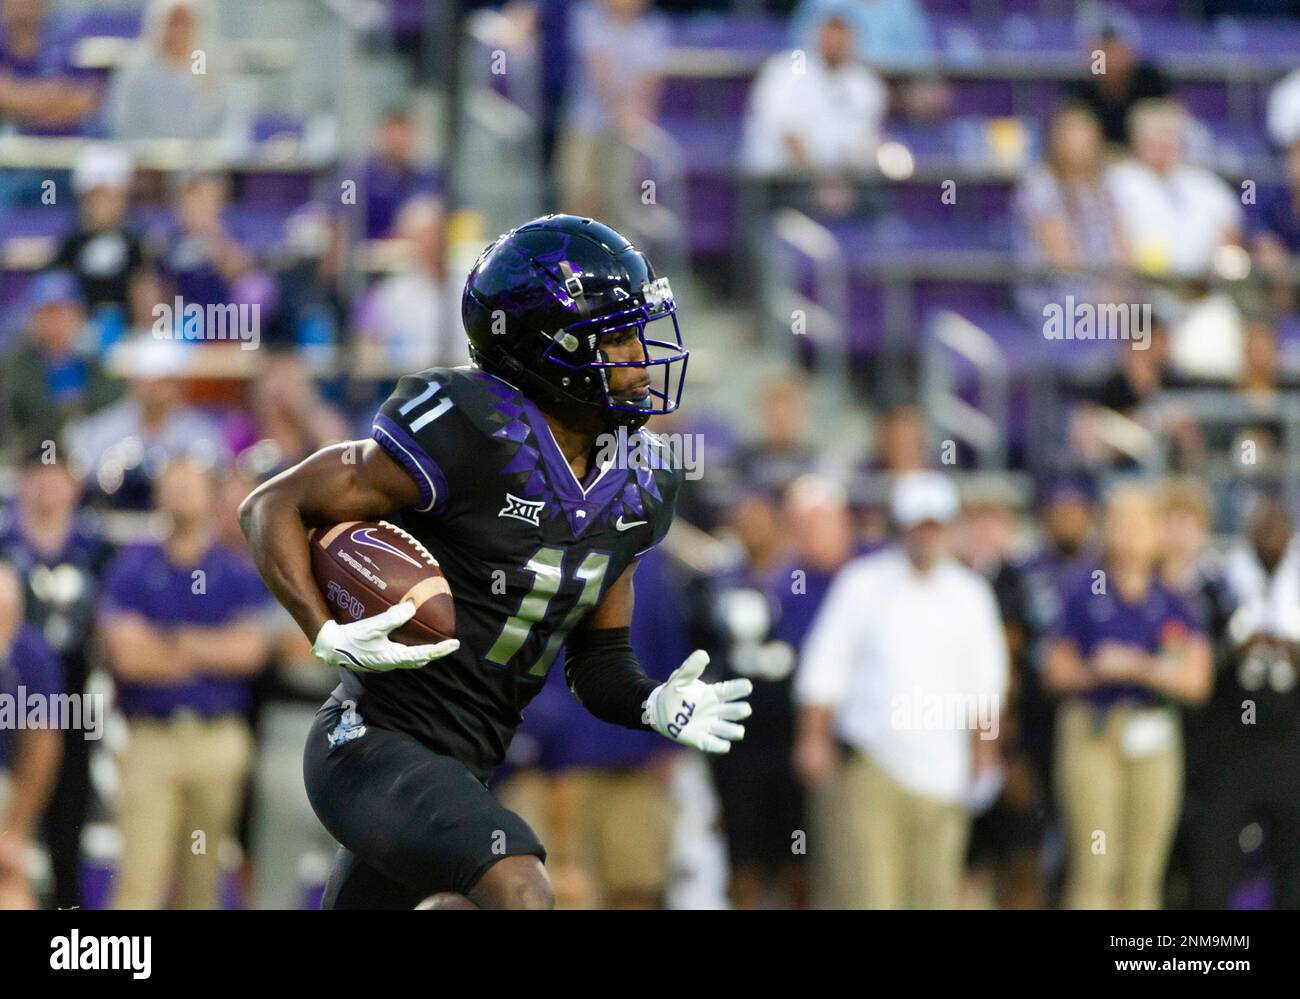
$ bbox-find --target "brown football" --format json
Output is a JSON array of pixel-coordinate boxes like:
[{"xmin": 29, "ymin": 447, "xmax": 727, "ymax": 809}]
[{"xmin": 308, "ymin": 520, "xmax": 455, "ymax": 645}]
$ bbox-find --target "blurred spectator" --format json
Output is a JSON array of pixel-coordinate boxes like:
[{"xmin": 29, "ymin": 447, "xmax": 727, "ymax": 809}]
[
  {"xmin": 999, "ymin": 478, "xmax": 1098, "ymax": 803},
  {"xmin": 1158, "ymin": 479, "xmax": 1229, "ymax": 624},
  {"xmin": 732, "ymin": 374, "xmax": 820, "ymax": 495},
  {"xmin": 704, "ymin": 482, "xmax": 845, "ymax": 909},
  {"xmin": 64, "ymin": 340, "xmax": 228, "ymax": 509},
  {"xmin": 1, "ymin": 271, "xmax": 124, "ymax": 451},
  {"xmin": 158, "ymin": 172, "xmax": 258, "ymax": 313},
  {"xmin": 1250, "ymin": 139, "xmax": 1300, "ymax": 314},
  {"xmin": 356, "ymin": 196, "xmax": 468, "ymax": 371},
  {"xmin": 1156, "ymin": 477, "xmax": 1231, "ymax": 906},
  {"xmin": 1107, "ymin": 100, "xmax": 1242, "ymax": 279},
  {"xmin": 107, "ymin": 0, "xmax": 236, "ymax": 144},
  {"xmin": 215, "ymin": 462, "xmax": 338, "ymax": 910},
  {"xmin": 270, "ymin": 205, "xmax": 349, "ymax": 352},
  {"xmin": 741, "ymin": 14, "xmax": 887, "ymax": 177},
  {"xmin": 1064, "ymin": 19, "xmax": 1170, "ymax": 148},
  {"xmin": 361, "ymin": 105, "xmax": 440, "ymax": 239},
  {"xmin": 787, "ymin": 0, "xmax": 933, "ymax": 72},
  {"xmin": 0, "ymin": 448, "xmax": 113, "ymax": 910},
  {"xmin": 1045, "ymin": 483, "xmax": 1211, "ymax": 909},
  {"xmin": 1266, "ymin": 66, "xmax": 1300, "ymax": 149},
  {"xmin": 52, "ymin": 145, "xmax": 159, "ymax": 331},
  {"xmin": 1073, "ymin": 326, "xmax": 1204, "ymax": 472},
  {"xmin": 227, "ymin": 352, "xmax": 348, "ymax": 475},
  {"xmin": 0, "ymin": 562, "xmax": 63, "ymax": 910},
  {"xmin": 954, "ymin": 483, "xmax": 1048, "ymax": 909},
  {"xmin": 248, "ymin": 602, "xmax": 338, "ymax": 909},
  {"xmin": 558, "ymin": 0, "xmax": 667, "ymax": 230},
  {"xmin": 1236, "ymin": 320, "xmax": 1295, "ymax": 404},
  {"xmin": 0, "ymin": 0, "xmax": 97, "ymax": 135},
  {"xmin": 1188, "ymin": 496, "xmax": 1300, "ymax": 909},
  {"xmin": 848, "ymin": 404, "xmax": 930, "ymax": 543},
  {"xmin": 1014, "ymin": 105, "xmax": 1129, "ymax": 316},
  {"xmin": 99, "ymin": 458, "xmax": 271, "ymax": 908},
  {"xmin": 872, "ymin": 403, "xmax": 928, "ymax": 474},
  {"xmin": 796, "ymin": 471, "xmax": 1009, "ymax": 908}
]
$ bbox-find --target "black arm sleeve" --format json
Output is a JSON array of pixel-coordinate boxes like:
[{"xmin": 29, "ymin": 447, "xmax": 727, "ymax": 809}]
[{"xmin": 564, "ymin": 626, "xmax": 659, "ymax": 730}]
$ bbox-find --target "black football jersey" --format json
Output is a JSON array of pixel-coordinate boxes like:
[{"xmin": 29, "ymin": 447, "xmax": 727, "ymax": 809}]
[{"xmin": 348, "ymin": 366, "xmax": 682, "ymax": 780}]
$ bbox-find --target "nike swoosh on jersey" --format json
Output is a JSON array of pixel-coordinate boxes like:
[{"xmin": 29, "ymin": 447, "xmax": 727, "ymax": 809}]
[{"xmin": 615, "ymin": 517, "xmax": 648, "ymax": 531}]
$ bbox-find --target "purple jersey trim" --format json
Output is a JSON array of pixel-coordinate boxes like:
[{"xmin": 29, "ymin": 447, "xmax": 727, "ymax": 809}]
[{"xmin": 372, "ymin": 413, "xmax": 449, "ymax": 515}]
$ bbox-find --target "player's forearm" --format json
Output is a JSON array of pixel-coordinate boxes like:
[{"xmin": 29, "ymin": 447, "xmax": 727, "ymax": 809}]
[
  {"xmin": 564, "ymin": 627, "xmax": 657, "ymax": 729},
  {"xmin": 238, "ymin": 487, "xmax": 331, "ymax": 642}
]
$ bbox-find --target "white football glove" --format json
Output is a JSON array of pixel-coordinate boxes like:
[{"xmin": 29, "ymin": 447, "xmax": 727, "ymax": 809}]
[
  {"xmin": 643, "ymin": 650, "xmax": 752, "ymax": 754},
  {"xmin": 312, "ymin": 601, "xmax": 459, "ymax": 673}
]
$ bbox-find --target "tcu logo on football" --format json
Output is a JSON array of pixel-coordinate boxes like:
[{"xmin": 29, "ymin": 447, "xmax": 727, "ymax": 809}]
[{"xmin": 324, "ymin": 580, "xmax": 365, "ymax": 620}]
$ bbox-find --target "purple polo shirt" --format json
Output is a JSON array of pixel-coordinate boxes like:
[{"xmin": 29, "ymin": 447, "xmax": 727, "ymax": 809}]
[
  {"xmin": 0, "ymin": 17, "xmax": 93, "ymax": 137},
  {"xmin": 1050, "ymin": 569, "xmax": 1204, "ymax": 709},
  {"xmin": 0, "ymin": 623, "xmax": 63, "ymax": 769},
  {"xmin": 362, "ymin": 158, "xmax": 440, "ymax": 238},
  {"xmin": 100, "ymin": 541, "xmax": 270, "ymax": 719}
]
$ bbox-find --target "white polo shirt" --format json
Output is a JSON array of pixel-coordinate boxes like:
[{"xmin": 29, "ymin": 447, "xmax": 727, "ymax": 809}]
[
  {"xmin": 741, "ymin": 52, "xmax": 887, "ymax": 175},
  {"xmin": 1106, "ymin": 159, "xmax": 1241, "ymax": 278},
  {"xmin": 796, "ymin": 547, "xmax": 1009, "ymax": 803}
]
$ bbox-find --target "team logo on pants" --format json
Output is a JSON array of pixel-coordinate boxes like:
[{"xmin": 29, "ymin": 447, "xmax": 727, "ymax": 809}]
[{"xmin": 327, "ymin": 701, "xmax": 367, "ymax": 749}]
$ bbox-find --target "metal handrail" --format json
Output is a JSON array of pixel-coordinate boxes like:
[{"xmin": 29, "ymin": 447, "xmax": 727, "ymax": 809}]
[
  {"xmin": 768, "ymin": 210, "xmax": 849, "ymax": 346},
  {"xmin": 923, "ymin": 310, "xmax": 1010, "ymax": 469},
  {"xmin": 623, "ymin": 120, "xmax": 692, "ymax": 295},
  {"xmin": 455, "ymin": 12, "xmax": 542, "ymax": 236}
]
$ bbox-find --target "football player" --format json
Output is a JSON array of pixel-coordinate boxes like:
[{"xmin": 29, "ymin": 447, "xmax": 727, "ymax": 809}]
[{"xmin": 239, "ymin": 215, "xmax": 752, "ymax": 909}]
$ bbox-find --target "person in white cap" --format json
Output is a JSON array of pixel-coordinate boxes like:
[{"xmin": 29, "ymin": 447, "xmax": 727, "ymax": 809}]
[
  {"xmin": 53, "ymin": 144, "xmax": 157, "ymax": 324},
  {"xmin": 795, "ymin": 469, "xmax": 1009, "ymax": 908}
]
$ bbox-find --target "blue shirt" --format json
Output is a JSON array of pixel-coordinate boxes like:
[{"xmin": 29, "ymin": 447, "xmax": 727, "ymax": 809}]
[
  {"xmin": 1051, "ymin": 569, "xmax": 1204, "ymax": 709},
  {"xmin": 100, "ymin": 541, "xmax": 270, "ymax": 718},
  {"xmin": 0, "ymin": 623, "xmax": 63, "ymax": 769}
]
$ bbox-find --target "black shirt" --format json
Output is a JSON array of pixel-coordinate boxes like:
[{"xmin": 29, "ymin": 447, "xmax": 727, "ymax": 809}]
[
  {"xmin": 53, "ymin": 226, "xmax": 148, "ymax": 313},
  {"xmin": 351, "ymin": 366, "xmax": 683, "ymax": 780},
  {"xmin": 1064, "ymin": 62, "xmax": 1172, "ymax": 146}
]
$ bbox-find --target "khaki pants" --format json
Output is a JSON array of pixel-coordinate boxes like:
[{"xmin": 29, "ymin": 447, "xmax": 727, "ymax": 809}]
[
  {"xmin": 113, "ymin": 715, "xmax": 253, "ymax": 909},
  {"xmin": 1055, "ymin": 700, "xmax": 1183, "ymax": 909},
  {"xmin": 816, "ymin": 750, "xmax": 970, "ymax": 909},
  {"xmin": 500, "ymin": 766, "xmax": 675, "ymax": 907}
]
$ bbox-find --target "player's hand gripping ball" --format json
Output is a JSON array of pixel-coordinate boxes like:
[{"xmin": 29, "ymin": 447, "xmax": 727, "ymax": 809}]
[{"xmin": 308, "ymin": 521, "xmax": 458, "ymax": 672}]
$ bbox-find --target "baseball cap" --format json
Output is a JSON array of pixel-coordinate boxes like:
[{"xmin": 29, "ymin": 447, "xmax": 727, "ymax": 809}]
[
  {"xmin": 73, "ymin": 144, "xmax": 133, "ymax": 194},
  {"xmin": 891, "ymin": 470, "xmax": 960, "ymax": 528},
  {"xmin": 25, "ymin": 270, "xmax": 83, "ymax": 312}
]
